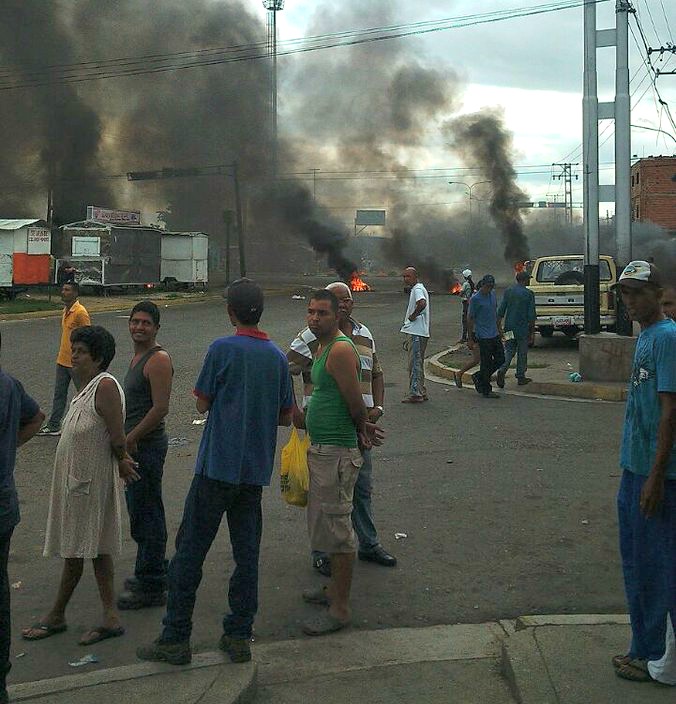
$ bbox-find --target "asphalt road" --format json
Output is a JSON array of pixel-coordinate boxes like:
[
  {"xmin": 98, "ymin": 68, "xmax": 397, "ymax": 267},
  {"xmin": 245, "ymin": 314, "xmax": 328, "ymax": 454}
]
[{"xmin": 1, "ymin": 279, "xmax": 626, "ymax": 684}]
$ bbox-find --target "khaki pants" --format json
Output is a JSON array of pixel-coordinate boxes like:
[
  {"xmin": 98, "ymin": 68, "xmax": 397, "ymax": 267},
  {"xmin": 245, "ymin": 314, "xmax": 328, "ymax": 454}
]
[{"xmin": 405, "ymin": 334, "xmax": 428, "ymax": 398}]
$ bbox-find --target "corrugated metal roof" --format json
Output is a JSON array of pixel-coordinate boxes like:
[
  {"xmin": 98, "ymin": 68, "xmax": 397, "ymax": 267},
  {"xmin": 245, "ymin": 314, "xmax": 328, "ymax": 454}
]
[
  {"xmin": 62, "ymin": 220, "xmax": 164, "ymax": 231},
  {"xmin": 0, "ymin": 218, "xmax": 45, "ymax": 230}
]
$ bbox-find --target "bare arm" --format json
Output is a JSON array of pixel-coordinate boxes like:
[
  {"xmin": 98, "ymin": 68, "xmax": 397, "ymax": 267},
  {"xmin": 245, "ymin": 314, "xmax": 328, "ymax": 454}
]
[
  {"xmin": 640, "ymin": 391, "xmax": 676, "ymax": 517},
  {"xmin": 126, "ymin": 351, "xmax": 173, "ymax": 452},
  {"xmin": 95, "ymin": 378, "xmax": 139, "ymax": 485},
  {"xmin": 326, "ymin": 342, "xmax": 368, "ymax": 432},
  {"xmin": 408, "ymin": 298, "xmax": 427, "ymax": 321},
  {"xmin": 369, "ymin": 370, "xmax": 385, "ymax": 422},
  {"xmin": 18, "ymin": 410, "xmax": 44, "ymax": 446}
]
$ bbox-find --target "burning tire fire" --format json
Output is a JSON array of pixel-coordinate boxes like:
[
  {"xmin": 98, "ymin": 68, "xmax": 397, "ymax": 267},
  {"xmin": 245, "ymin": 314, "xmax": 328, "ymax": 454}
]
[{"xmin": 349, "ymin": 271, "xmax": 372, "ymax": 292}]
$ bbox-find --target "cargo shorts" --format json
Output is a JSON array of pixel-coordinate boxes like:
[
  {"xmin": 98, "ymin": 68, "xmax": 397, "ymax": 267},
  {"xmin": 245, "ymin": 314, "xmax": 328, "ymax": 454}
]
[{"xmin": 306, "ymin": 444, "xmax": 363, "ymax": 554}]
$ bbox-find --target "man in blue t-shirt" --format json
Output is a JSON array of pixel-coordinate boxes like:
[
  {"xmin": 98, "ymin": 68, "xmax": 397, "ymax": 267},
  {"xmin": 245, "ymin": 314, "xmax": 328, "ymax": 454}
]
[
  {"xmin": 611, "ymin": 262, "xmax": 676, "ymax": 686},
  {"xmin": 0, "ymin": 332, "xmax": 44, "ymax": 704},
  {"xmin": 468, "ymin": 274, "xmax": 505, "ymax": 398},
  {"xmin": 138, "ymin": 279, "xmax": 293, "ymax": 668},
  {"xmin": 496, "ymin": 270, "xmax": 536, "ymax": 388}
]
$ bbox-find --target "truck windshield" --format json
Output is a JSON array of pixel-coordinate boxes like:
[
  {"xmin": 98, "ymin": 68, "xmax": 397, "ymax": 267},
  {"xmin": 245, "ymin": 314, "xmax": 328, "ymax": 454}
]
[{"xmin": 535, "ymin": 259, "xmax": 612, "ymax": 283}]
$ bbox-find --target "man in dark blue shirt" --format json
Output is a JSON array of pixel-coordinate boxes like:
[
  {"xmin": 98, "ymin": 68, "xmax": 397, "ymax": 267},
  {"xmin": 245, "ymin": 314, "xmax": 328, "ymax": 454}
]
[
  {"xmin": 468, "ymin": 275, "xmax": 504, "ymax": 398},
  {"xmin": 496, "ymin": 270, "xmax": 536, "ymax": 388},
  {"xmin": 0, "ymin": 332, "xmax": 44, "ymax": 704},
  {"xmin": 138, "ymin": 279, "xmax": 293, "ymax": 668}
]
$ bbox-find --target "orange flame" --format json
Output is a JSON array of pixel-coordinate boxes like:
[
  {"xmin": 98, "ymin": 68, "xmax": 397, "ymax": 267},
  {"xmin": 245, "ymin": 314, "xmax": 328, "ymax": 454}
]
[
  {"xmin": 514, "ymin": 261, "xmax": 526, "ymax": 273},
  {"xmin": 449, "ymin": 282, "xmax": 462, "ymax": 295},
  {"xmin": 349, "ymin": 271, "xmax": 371, "ymax": 292}
]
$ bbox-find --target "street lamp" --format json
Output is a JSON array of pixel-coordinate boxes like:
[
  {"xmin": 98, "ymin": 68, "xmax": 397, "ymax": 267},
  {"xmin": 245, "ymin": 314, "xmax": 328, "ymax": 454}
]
[{"xmin": 448, "ymin": 180, "xmax": 491, "ymax": 224}]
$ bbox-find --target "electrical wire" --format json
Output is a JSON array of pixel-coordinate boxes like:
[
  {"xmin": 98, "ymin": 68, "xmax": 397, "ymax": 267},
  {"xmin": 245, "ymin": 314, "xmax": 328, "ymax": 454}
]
[{"xmin": 0, "ymin": 0, "xmax": 610, "ymax": 91}]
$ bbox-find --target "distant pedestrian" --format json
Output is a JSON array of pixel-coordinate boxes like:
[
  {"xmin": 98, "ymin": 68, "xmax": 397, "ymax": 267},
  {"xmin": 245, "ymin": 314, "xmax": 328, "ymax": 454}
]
[
  {"xmin": 287, "ymin": 282, "xmax": 396, "ymax": 579},
  {"xmin": 39, "ymin": 282, "xmax": 90, "ymax": 436},
  {"xmin": 496, "ymin": 270, "xmax": 536, "ymax": 388},
  {"xmin": 459, "ymin": 268, "xmax": 475, "ymax": 343},
  {"xmin": 56, "ymin": 261, "xmax": 76, "ymax": 285},
  {"xmin": 453, "ymin": 278, "xmax": 482, "ymax": 389},
  {"xmin": 0, "ymin": 332, "xmax": 44, "ymax": 704},
  {"xmin": 137, "ymin": 279, "xmax": 293, "ymax": 666},
  {"xmin": 467, "ymin": 275, "xmax": 504, "ymax": 399},
  {"xmin": 294, "ymin": 289, "xmax": 383, "ymax": 636},
  {"xmin": 611, "ymin": 261, "xmax": 676, "ymax": 685},
  {"xmin": 400, "ymin": 267, "xmax": 430, "ymax": 403},
  {"xmin": 117, "ymin": 301, "xmax": 173, "ymax": 611},
  {"xmin": 23, "ymin": 326, "xmax": 139, "ymax": 646}
]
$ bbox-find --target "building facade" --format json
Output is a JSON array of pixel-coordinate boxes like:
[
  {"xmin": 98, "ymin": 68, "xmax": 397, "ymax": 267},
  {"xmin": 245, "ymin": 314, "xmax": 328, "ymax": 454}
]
[{"xmin": 630, "ymin": 156, "xmax": 676, "ymax": 234}]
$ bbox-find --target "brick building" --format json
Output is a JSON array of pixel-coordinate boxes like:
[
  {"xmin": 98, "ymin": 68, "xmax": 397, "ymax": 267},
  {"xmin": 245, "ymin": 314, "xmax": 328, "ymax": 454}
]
[{"xmin": 630, "ymin": 156, "xmax": 676, "ymax": 234}]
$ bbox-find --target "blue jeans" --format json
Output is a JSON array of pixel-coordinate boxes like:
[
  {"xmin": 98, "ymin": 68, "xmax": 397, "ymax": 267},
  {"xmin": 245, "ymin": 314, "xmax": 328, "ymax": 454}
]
[
  {"xmin": 47, "ymin": 364, "xmax": 73, "ymax": 429},
  {"xmin": 406, "ymin": 335, "xmax": 428, "ymax": 398},
  {"xmin": 618, "ymin": 470, "xmax": 676, "ymax": 661},
  {"xmin": 125, "ymin": 438, "xmax": 169, "ymax": 593},
  {"xmin": 161, "ymin": 475, "xmax": 262, "ymax": 643},
  {"xmin": 312, "ymin": 448, "xmax": 378, "ymax": 561},
  {"xmin": 500, "ymin": 335, "xmax": 529, "ymax": 379},
  {"xmin": 1, "ymin": 529, "xmax": 13, "ymax": 698}
]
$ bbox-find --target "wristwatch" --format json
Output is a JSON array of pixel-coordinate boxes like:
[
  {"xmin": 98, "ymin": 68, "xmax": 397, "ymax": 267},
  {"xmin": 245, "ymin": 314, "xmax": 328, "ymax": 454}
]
[{"xmin": 375, "ymin": 405, "xmax": 384, "ymax": 416}]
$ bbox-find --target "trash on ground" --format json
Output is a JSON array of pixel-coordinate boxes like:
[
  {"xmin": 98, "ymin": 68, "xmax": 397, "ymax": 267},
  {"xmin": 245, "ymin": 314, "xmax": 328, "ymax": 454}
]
[
  {"xmin": 394, "ymin": 532, "xmax": 408, "ymax": 540},
  {"xmin": 168, "ymin": 437, "xmax": 189, "ymax": 447},
  {"xmin": 69, "ymin": 654, "xmax": 99, "ymax": 667},
  {"xmin": 11, "ymin": 581, "xmax": 22, "ymax": 589},
  {"xmin": 536, "ymin": 468, "xmax": 543, "ymax": 472},
  {"xmin": 291, "ymin": 295, "xmax": 306, "ymax": 300},
  {"xmin": 568, "ymin": 372, "xmax": 582, "ymax": 383},
  {"xmin": 15, "ymin": 652, "xmax": 26, "ymax": 658},
  {"xmin": 581, "ymin": 519, "xmax": 590, "ymax": 525},
  {"xmin": 446, "ymin": 460, "xmax": 454, "ymax": 464},
  {"xmin": 191, "ymin": 419, "xmax": 207, "ymax": 425}
]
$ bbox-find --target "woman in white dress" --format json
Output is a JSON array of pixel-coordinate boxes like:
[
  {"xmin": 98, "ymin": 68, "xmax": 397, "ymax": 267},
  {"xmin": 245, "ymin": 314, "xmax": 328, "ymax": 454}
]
[{"xmin": 22, "ymin": 326, "xmax": 139, "ymax": 645}]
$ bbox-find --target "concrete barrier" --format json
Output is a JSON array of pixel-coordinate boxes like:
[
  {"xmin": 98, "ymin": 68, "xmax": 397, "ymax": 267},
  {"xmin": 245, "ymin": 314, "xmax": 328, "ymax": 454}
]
[{"xmin": 578, "ymin": 333, "xmax": 636, "ymax": 382}]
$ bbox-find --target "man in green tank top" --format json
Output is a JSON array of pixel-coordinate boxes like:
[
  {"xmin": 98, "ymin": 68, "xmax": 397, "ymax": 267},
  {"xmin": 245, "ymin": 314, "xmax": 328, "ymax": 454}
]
[{"xmin": 293, "ymin": 289, "xmax": 383, "ymax": 636}]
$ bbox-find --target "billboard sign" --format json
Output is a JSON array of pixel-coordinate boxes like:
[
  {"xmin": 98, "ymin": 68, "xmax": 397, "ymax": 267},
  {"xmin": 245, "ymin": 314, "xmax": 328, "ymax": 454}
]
[
  {"xmin": 86, "ymin": 206, "xmax": 141, "ymax": 225},
  {"xmin": 355, "ymin": 210, "xmax": 386, "ymax": 226},
  {"xmin": 26, "ymin": 227, "xmax": 51, "ymax": 254}
]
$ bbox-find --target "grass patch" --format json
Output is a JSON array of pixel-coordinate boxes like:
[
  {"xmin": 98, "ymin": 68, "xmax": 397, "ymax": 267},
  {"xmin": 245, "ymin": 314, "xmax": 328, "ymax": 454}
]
[
  {"xmin": 438, "ymin": 351, "xmax": 550, "ymax": 370},
  {"xmin": 0, "ymin": 299, "xmax": 63, "ymax": 314}
]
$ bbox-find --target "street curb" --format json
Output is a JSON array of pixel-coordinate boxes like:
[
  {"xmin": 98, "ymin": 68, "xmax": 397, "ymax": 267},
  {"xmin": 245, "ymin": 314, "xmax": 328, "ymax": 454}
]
[
  {"xmin": 0, "ymin": 286, "xmax": 297, "ymax": 322},
  {"xmin": 8, "ymin": 652, "xmax": 257, "ymax": 703},
  {"xmin": 427, "ymin": 349, "xmax": 627, "ymax": 402}
]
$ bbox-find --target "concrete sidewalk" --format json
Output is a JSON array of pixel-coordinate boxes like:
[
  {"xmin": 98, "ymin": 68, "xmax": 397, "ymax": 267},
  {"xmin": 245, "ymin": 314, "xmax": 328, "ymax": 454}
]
[
  {"xmin": 429, "ymin": 338, "xmax": 628, "ymax": 402},
  {"xmin": 8, "ymin": 616, "xmax": 673, "ymax": 703}
]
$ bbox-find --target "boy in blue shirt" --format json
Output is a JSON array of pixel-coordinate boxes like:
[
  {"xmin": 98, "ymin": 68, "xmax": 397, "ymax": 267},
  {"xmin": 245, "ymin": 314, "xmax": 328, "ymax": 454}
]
[{"xmin": 612, "ymin": 262, "xmax": 676, "ymax": 686}]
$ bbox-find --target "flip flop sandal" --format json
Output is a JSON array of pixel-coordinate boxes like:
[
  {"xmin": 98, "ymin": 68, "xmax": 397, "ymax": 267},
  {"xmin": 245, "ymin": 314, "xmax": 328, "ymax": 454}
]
[
  {"xmin": 302, "ymin": 587, "xmax": 330, "ymax": 606},
  {"xmin": 302, "ymin": 613, "xmax": 350, "ymax": 636},
  {"xmin": 79, "ymin": 625, "xmax": 125, "ymax": 646},
  {"xmin": 615, "ymin": 658, "xmax": 652, "ymax": 682},
  {"xmin": 612, "ymin": 654, "xmax": 632, "ymax": 669},
  {"xmin": 22, "ymin": 622, "xmax": 67, "ymax": 641}
]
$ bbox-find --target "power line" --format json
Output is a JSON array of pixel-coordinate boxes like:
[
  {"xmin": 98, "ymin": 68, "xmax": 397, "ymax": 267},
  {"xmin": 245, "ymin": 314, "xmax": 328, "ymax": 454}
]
[{"xmin": 0, "ymin": 0, "xmax": 609, "ymax": 91}]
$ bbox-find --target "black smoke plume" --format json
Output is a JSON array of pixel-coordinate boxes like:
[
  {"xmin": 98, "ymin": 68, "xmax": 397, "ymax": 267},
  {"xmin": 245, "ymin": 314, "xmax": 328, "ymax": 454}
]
[{"xmin": 446, "ymin": 109, "xmax": 531, "ymax": 265}]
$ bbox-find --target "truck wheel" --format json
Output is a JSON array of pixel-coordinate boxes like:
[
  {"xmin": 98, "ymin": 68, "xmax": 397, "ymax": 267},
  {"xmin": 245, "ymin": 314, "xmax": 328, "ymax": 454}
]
[
  {"xmin": 539, "ymin": 327, "xmax": 554, "ymax": 338},
  {"xmin": 562, "ymin": 326, "xmax": 580, "ymax": 338}
]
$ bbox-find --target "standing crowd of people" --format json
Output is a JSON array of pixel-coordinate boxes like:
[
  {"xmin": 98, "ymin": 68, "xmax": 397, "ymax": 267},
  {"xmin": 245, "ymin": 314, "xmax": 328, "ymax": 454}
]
[{"xmin": 1, "ymin": 261, "xmax": 674, "ymax": 700}]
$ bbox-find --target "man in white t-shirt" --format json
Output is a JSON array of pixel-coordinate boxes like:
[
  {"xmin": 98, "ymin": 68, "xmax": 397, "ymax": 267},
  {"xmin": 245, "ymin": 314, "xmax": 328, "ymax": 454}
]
[{"xmin": 400, "ymin": 267, "xmax": 430, "ymax": 403}]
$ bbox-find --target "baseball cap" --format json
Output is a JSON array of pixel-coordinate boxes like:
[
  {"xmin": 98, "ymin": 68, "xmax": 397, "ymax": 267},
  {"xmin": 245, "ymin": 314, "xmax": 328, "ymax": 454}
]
[
  {"xmin": 611, "ymin": 260, "xmax": 662, "ymax": 290},
  {"xmin": 462, "ymin": 269, "xmax": 472, "ymax": 278},
  {"xmin": 482, "ymin": 274, "xmax": 496, "ymax": 286}
]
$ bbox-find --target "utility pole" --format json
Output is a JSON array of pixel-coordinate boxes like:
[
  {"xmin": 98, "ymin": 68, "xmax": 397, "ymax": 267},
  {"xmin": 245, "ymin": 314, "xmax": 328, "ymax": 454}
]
[
  {"xmin": 309, "ymin": 168, "xmax": 320, "ymax": 202},
  {"xmin": 263, "ymin": 0, "xmax": 285, "ymax": 177},
  {"xmin": 583, "ymin": 0, "xmax": 601, "ymax": 334},
  {"xmin": 232, "ymin": 162, "xmax": 246, "ymax": 278},
  {"xmin": 552, "ymin": 162, "xmax": 579, "ymax": 225},
  {"xmin": 222, "ymin": 209, "xmax": 234, "ymax": 285}
]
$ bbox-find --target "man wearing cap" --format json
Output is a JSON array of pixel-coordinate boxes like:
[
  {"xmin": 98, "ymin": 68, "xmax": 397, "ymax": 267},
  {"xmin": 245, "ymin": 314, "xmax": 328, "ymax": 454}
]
[
  {"xmin": 611, "ymin": 261, "xmax": 676, "ymax": 686},
  {"xmin": 459, "ymin": 269, "xmax": 476, "ymax": 343},
  {"xmin": 137, "ymin": 279, "xmax": 294, "ymax": 666},
  {"xmin": 287, "ymin": 282, "xmax": 396, "ymax": 576},
  {"xmin": 496, "ymin": 270, "xmax": 536, "ymax": 388},
  {"xmin": 467, "ymin": 275, "xmax": 504, "ymax": 399}
]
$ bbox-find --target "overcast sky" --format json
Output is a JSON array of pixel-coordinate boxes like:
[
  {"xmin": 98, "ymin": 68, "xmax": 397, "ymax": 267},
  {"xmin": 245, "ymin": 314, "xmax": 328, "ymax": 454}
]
[{"xmin": 242, "ymin": 0, "xmax": 676, "ymax": 215}]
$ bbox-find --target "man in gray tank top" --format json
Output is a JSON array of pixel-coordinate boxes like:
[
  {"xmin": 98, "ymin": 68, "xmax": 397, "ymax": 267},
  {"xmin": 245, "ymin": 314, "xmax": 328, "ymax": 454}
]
[{"xmin": 117, "ymin": 301, "xmax": 174, "ymax": 610}]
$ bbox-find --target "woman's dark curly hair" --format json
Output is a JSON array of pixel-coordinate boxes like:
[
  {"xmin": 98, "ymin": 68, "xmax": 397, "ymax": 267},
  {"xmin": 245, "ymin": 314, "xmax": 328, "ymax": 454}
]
[{"xmin": 70, "ymin": 326, "xmax": 116, "ymax": 371}]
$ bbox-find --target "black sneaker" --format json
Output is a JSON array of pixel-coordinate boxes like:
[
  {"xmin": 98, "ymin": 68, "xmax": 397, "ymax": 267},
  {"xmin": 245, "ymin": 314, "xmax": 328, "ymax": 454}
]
[
  {"xmin": 137, "ymin": 638, "xmax": 191, "ymax": 665},
  {"xmin": 496, "ymin": 369, "xmax": 506, "ymax": 389},
  {"xmin": 218, "ymin": 634, "xmax": 251, "ymax": 663},
  {"xmin": 124, "ymin": 576, "xmax": 140, "ymax": 592},
  {"xmin": 118, "ymin": 589, "xmax": 167, "ymax": 610},
  {"xmin": 312, "ymin": 556, "xmax": 331, "ymax": 577}
]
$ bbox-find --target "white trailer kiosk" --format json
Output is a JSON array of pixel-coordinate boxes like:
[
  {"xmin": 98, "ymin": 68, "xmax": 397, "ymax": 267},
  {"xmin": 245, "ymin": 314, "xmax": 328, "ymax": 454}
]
[
  {"xmin": 160, "ymin": 231, "xmax": 208, "ymax": 288},
  {"xmin": 0, "ymin": 218, "xmax": 51, "ymax": 297}
]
